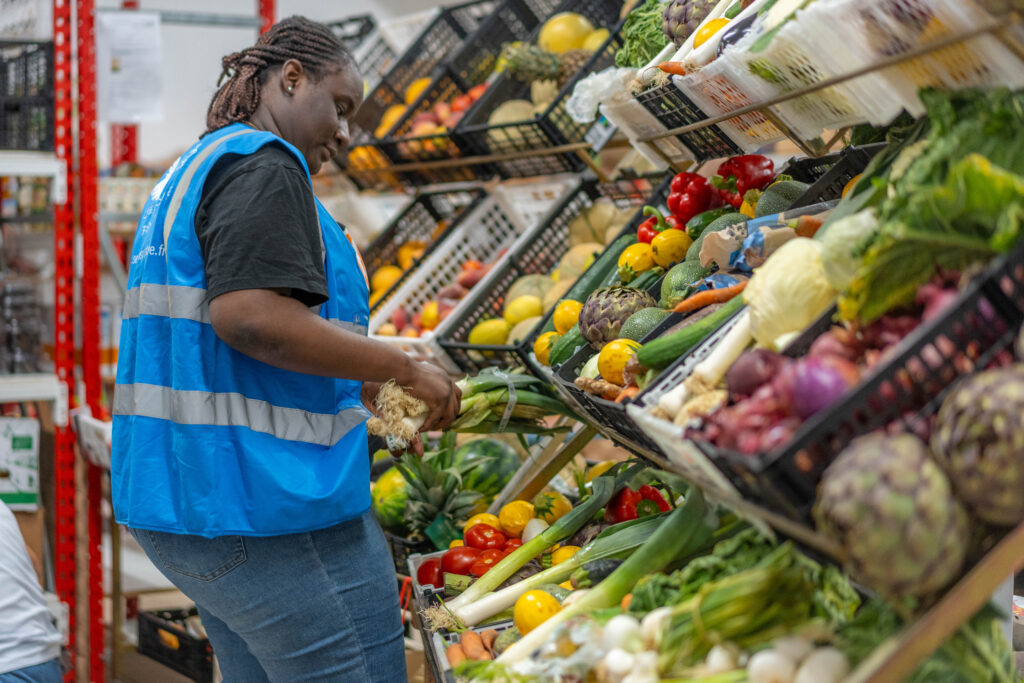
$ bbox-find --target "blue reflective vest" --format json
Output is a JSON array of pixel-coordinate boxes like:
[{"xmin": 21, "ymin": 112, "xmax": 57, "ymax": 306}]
[{"xmin": 112, "ymin": 124, "xmax": 372, "ymax": 537}]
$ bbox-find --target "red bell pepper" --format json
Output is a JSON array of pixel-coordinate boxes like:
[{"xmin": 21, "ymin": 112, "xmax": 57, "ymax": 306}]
[
  {"xmin": 663, "ymin": 215, "xmax": 685, "ymax": 232},
  {"xmin": 667, "ymin": 172, "xmax": 717, "ymax": 224},
  {"xmin": 416, "ymin": 558, "xmax": 443, "ymax": 588},
  {"xmin": 711, "ymin": 154, "xmax": 775, "ymax": 208},
  {"xmin": 441, "ymin": 546, "xmax": 481, "ymax": 575},
  {"xmin": 605, "ymin": 485, "xmax": 672, "ymax": 524},
  {"xmin": 464, "ymin": 523, "xmax": 507, "ymax": 550},
  {"xmin": 636, "ymin": 206, "xmax": 668, "ymax": 243}
]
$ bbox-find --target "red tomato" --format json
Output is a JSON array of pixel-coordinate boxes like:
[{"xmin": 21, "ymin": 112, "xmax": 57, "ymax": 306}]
[
  {"xmin": 451, "ymin": 94, "xmax": 474, "ymax": 113},
  {"xmin": 469, "ymin": 558, "xmax": 497, "ymax": 577},
  {"xmin": 441, "ymin": 546, "xmax": 481, "ymax": 575},
  {"xmin": 468, "ymin": 84, "xmax": 488, "ymax": 100},
  {"xmin": 478, "ymin": 548, "xmax": 506, "ymax": 564},
  {"xmin": 464, "ymin": 523, "xmax": 507, "ymax": 550},
  {"xmin": 503, "ymin": 538, "xmax": 523, "ymax": 552},
  {"xmin": 416, "ymin": 558, "xmax": 443, "ymax": 589}
]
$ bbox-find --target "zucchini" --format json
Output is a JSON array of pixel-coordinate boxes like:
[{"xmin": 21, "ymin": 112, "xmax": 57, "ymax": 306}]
[
  {"xmin": 685, "ymin": 207, "xmax": 735, "ymax": 240},
  {"xmin": 636, "ymin": 297, "xmax": 745, "ymax": 370},
  {"xmin": 549, "ymin": 324, "xmax": 587, "ymax": 367},
  {"xmin": 628, "ymin": 266, "xmax": 664, "ymax": 292}
]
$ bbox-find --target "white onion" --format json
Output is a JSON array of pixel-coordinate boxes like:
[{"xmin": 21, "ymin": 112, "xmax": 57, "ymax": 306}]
[
  {"xmin": 747, "ymin": 649, "xmax": 797, "ymax": 683},
  {"xmin": 794, "ymin": 647, "xmax": 850, "ymax": 683}
]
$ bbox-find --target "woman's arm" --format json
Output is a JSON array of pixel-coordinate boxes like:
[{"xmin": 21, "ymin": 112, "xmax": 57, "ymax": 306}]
[{"xmin": 209, "ymin": 288, "xmax": 460, "ymax": 429}]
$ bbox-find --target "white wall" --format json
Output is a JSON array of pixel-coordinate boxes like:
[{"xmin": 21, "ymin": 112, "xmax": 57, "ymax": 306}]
[{"xmin": 95, "ymin": 0, "xmax": 444, "ymax": 166}]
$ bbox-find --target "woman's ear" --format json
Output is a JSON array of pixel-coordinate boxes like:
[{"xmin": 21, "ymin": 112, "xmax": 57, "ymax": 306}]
[{"xmin": 279, "ymin": 58, "xmax": 304, "ymax": 96}]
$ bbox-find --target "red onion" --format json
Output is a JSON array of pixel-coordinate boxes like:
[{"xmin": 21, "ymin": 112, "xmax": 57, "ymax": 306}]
[
  {"xmin": 726, "ymin": 349, "xmax": 789, "ymax": 401},
  {"xmin": 790, "ymin": 358, "xmax": 852, "ymax": 420},
  {"xmin": 921, "ymin": 289, "xmax": 958, "ymax": 322},
  {"xmin": 808, "ymin": 330, "xmax": 860, "ymax": 362}
]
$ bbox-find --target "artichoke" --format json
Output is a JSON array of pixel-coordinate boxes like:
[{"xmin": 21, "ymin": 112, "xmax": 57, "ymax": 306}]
[
  {"xmin": 579, "ymin": 286, "xmax": 657, "ymax": 350},
  {"xmin": 814, "ymin": 433, "xmax": 969, "ymax": 599},
  {"xmin": 663, "ymin": 0, "xmax": 716, "ymax": 47},
  {"xmin": 930, "ymin": 365, "xmax": 1024, "ymax": 527}
]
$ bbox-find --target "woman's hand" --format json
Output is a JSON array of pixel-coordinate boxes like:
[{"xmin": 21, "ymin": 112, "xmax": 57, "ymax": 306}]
[{"xmin": 403, "ymin": 362, "xmax": 461, "ymax": 431}]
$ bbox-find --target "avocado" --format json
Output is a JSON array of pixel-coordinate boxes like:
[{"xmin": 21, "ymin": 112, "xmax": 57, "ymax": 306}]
[{"xmin": 754, "ymin": 180, "xmax": 811, "ymax": 217}]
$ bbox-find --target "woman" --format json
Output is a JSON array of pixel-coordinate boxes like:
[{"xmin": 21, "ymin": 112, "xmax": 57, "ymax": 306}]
[{"xmin": 111, "ymin": 16, "xmax": 460, "ymax": 681}]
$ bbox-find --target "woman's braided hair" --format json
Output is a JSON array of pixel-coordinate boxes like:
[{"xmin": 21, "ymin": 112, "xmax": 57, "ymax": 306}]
[{"xmin": 206, "ymin": 16, "xmax": 353, "ymax": 134}]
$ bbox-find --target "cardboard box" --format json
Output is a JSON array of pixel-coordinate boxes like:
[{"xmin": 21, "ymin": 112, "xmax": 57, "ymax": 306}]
[
  {"xmin": 0, "ymin": 417, "xmax": 40, "ymax": 510},
  {"xmin": 15, "ymin": 506, "xmax": 45, "ymax": 585}
]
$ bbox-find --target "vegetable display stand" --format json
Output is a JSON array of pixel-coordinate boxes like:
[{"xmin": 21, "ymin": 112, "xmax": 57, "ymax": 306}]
[
  {"xmin": 782, "ymin": 143, "xmax": 886, "ymax": 208},
  {"xmin": 437, "ymin": 177, "xmax": 652, "ymax": 374},
  {"xmin": 366, "ymin": 186, "xmax": 487, "ymax": 316},
  {"xmin": 137, "ymin": 608, "xmax": 214, "ymax": 683},
  {"xmin": 634, "ymin": 239, "xmax": 1024, "ymax": 523},
  {"xmin": 368, "ymin": 178, "xmax": 575, "ymax": 372},
  {"xmin": 453, "ymin": 0, "xmax": 627, "ymax": 179},
  {"xmin": 0, "ymin": 40, "xmax": 54, "ymax": 151},
  {"xmin": 339, "ymin": 0, "xmax": 502, "ymax": 190},
  {"xmin": 375, "ymin": 0, "xmax": 559, "ymax": 187},
  {"xmin": 329, "ymin": 14, "xmax": 397, "ymax": 93},
  {"xmin": 385, "ymin": 532, "xmax": 434, "ymax": 577},
  {"xmin": 634, "ymin": 80, "xmax": 744, "ymax": 163}
]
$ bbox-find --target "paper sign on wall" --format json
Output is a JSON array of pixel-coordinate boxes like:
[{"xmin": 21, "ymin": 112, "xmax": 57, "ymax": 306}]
[
  {"xmin": 0, "ymin": 418, "xmax": 40, "ymax": 511},
  {"xmin": 97, "ymin": 11, "xmax": 163, "ymax": 123}
]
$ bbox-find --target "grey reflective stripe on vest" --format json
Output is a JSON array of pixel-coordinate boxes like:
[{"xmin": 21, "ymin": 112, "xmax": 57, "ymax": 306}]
[
  {"xmin": 114, "ymin": 383, "xmax": 370, "ymax": 447},
  {"xmin": 122, "ymin": 282, "xmax": 367, "ymax": 334}
]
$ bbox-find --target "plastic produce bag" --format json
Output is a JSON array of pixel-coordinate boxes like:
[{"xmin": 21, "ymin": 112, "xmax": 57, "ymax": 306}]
[{"xmin": 567, "ymin": 67, "xmax": 636, "ymax": 124}]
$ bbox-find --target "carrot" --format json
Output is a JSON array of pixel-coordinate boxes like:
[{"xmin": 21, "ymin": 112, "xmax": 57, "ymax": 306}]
[
  {"xmin": 460, "ymin": 630, "xmax": 491, "ymax": 661},
  {"xmin": 446, "ymin": 643, "xmax": 467, "ymax": 667},
  {"xmin": 479, "ymin": 629, "xmax": 499, "ymax": 656},
  {"xmin": 614, "ymin": 385, "xmax": 639, "ymax": 404},
  {"xmin": 658, "ymin": 61, "xmax": 686, "ymax": 75},
  {"xmin": 794, "ymin": 215, "xmax": 824, "ymax": 238},
  {"xmin": 673, "ymin": 281, "xmax": 747, "ymax": 314},
  {"xmin": 621, "ymin": 593, "xmax": 632, "ymax": 610}
]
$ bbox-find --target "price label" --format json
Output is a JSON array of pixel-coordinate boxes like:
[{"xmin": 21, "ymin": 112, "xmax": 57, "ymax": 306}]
[{"xmin": 584, "ymin": 116, "xmax": 617, "ymax": 152}]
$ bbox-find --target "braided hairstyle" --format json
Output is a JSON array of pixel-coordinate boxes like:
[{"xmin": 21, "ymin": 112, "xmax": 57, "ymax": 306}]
[{"xmin": 206, "ymin": 16, "xmax": 353, "ymax": 134}]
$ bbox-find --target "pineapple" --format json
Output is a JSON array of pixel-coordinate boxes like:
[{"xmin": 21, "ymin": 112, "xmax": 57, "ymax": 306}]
[
  {"xmin": 502, "ymin": 43, "xmax": 595, "ymax": 88},
  {"xmin": 397, "ymin": 450, "xmax": 481, "ymax": 537}
]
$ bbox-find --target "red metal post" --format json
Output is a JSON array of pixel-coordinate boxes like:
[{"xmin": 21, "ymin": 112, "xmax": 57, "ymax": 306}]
[
  {"xmin": 76, "ymin": 0, "xmax": 106, "ymax": 678},
  {"xmin": 111, "ymin": 0, "xmax": 139, "ymax": 165},
  {"xmin": 258, "ymin": 0, "xmax": 275, "ymax": 33},
  {"xmin": 51, "ymin": 0, "xmax": 77, "ymax": 678}
]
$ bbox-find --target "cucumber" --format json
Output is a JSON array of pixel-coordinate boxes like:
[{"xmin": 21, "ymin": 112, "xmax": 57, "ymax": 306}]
[
  {"xmin": 686, "ymin": 207, "xmax": 735, "ymax": 240},
  {"xmin": 636, "ymin": 297, "xmax": 745, "ymax": 370},
  {"xmin": 685, "ymin": 212, "xmax": 746, "ymax": 263},
  {"xmin": 549, "ymin": 324, "xmax": 587, "ymax": 367}
]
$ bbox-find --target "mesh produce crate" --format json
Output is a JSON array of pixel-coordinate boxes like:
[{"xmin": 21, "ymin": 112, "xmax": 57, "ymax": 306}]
[
  {"xmin": 784, "ymin": 143, "xmax": 886, "ymax": 208},
  {"xmin": 453, "ymin": 0, "xmax": 627, "ymax": 179},
  {"xmin": 368, "ymin": 178, "xmax": 574, "ymax": 372},
  {"xmin": 0, "ymin": 41, "xmax": 53, "ymax": 151},
  {"xmin": 633, "ymin": 240, "xmax": 1024, "ymax": 522},
  {"xmin": 635, "ymin": 80, "xmax": 744, "ymax": 163},
  {"xmin": 137, "ymin": 608, "xmax": 213, "ymax": 683},
  {"xmin": 376, "ymin": 0, "xmax": 560, "ymax": 187},
  {"xmin": 365, "ymin": 186, "xmax": 487, "ymax": 316},
  {"xmin": 329, "ymin": 14, "xmax": 398, "ymax": 93},
  {"xmin": 438, "ymin": 177, "xmax": 652, "ymax": 374}
]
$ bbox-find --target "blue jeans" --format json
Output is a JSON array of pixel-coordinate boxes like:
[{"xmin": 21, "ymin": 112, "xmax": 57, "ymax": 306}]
[
  {"xmin": 129, "ymin": 511, "xmax": 405, "ymax": 682},
  {"xmin": 0, "ymin": 660, "xmax": 63, "ymax": 683}
]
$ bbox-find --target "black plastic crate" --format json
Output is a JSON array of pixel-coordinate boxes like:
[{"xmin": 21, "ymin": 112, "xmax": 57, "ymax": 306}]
[
  {"xmin": 385, "ymin": 531, "xmax": 434, "ymax": 576},
  {"xmin": 690, "ymin": 239, "xmax": 1024, "ymax": 523},
  {"xmin": 329, "ymin": 14, "xmax": 378, "ymax": 52},
  {"xmin": 329, "ymin": 14, "xmax": 396, "ymax": 92},
  {"xmin": 453, "ymin": 0, "xmax": 627, "ymax": 179},
  {"xmin": 137, "ymin": 608, "xmax": 213, "ymax": 683},
  {"xmin": 365, "ymin": 186, "xmax": 487, "ymax": 316},
  {"xmin": 437, "ymin": 178, "xmax": 649, "ymax": 373},
  {"xmin": 0, "ymin": 41, "xmax": 53, "ymax": 99},
  {"xmin": 787, "ymin": 143, "xmax": 886, "ymax": 208},
  {"xmin": 635, "ymin": 80, "xmax": 742, "ymax": 163}
]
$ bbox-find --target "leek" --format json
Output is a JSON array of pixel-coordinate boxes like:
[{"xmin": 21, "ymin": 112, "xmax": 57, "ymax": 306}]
[
  {"xmin": 446, "ymin": 469, "xmax": 640, "ymax": 613},
  {"xmin": 453, "ymin": 513, "xmax": 672, "ymax": 627},
  {"xmin": 499, "ymin": 489, "xmax": 716, "ymax": 663}
]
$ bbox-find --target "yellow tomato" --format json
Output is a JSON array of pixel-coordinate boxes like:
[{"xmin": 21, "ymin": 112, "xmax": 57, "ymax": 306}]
[
  {"xmin": 449, "ymin": 539, "xmax": 464, "ymax": 548},
  {"xmin": 694, "ymin": 18, "xmax": 730, "ymax": 49},
  {"xmin": 464, "ymin": 512, "xmax": 501, "ymax": 534},
  {"xmin": 498, "ymin": 500, "xmax": 535, "ymax": 537},
  {"xmin": 617, "ymin": 243, "xmax": 655, "ymax": 283},
  {"xmin": 533, "ymin": 491, "xmax": 572, "ymax": 525},
  {"xmin": 585, "ymin": 460, "xmax": 617, "ymax": 482},
  {"xmin": 650, "ymin": 229, "xmax": 692, "ymax": 268},
  {"xmin": 551, "ymin": 545, "xmax": 580, "ymax": 565},
  {"xmin": 514, "ymin": 590, "xmax": 561, "ymax": 635},
  {"xmin": 552, "ymin": 300, "xmax": 583, "ymax": 335},
  {"xmin": 598, "ymin": 338, "xmax": 641, "ymax": 386},
  {"xmin": 533, "ymin": 331, "xmax": 560, "ymax": 367},
  {"xmin": 842, "ymin": 174, "xmax": 863, "ymax": 198},
  {"xmin": 559, "ymin": 580, "xmax": 575, "ymax": 591}
]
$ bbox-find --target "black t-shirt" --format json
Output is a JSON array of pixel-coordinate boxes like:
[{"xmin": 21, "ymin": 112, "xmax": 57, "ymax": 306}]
[{"xmin": 195, "ymin": 144, "xmax": 329, "ymax": 307}]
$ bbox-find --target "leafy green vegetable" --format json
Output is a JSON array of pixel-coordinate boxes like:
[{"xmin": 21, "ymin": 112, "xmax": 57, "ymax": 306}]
[
  {"xmin": 839, "ymin": 600, "xmax": 1019, "ymax": 683},
  {"xmin": 615, "ymin": 0, "xmax": 670, "ymax": 68}
]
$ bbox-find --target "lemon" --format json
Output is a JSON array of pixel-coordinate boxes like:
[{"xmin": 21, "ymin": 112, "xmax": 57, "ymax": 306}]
[
  {"xmin": 370, "ymin": 265, "xmax": 403, "ymax": 293},
  {"xmin": 694, "ymin": 18, "xmax": 730, "ymax": 49},
  {"xmin": 581, "ymin": 28, "xmax": 610, "ymax": 52},
  {"xmin": 504, "ymin": 295, "xmax": 544, "ymax": 326},
  {"xmin": 539, "ymin": 12, "xmax": 594, "ymax": 53},
  {"xmin": 369, "ymin": 289, "xmax": 386, "ymax": 307},
  {"xmin": 598, "ymin": 338, "xmax": 641, "ymax": 385},
  {"xmin": 533, "ymin": 331, "xmax": 560, "ymax": 366},
  {"xmin": 375, "ymin": 104, "xmax": 407, "ymax": 138},
  {"xmin": 468, "ymin": 318, "xmax": 512, "ymax": 346},
  {"xmin": 552, "ymin": 300, "xmax": 583, "ymax": 335},
  {"xmin": 421, "ymin": 301, "xmax": 441, "ymax": 331},
  {"xmin": 404, "ymin": 77, "xmax": 432, "ymax": 105}
]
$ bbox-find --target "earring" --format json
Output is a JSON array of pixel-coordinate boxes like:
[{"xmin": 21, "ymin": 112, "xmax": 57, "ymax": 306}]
[{"xmin": 287, "ymin": 85, "xmax": 294, "ymax": 94}]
